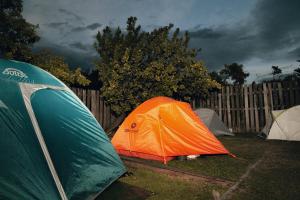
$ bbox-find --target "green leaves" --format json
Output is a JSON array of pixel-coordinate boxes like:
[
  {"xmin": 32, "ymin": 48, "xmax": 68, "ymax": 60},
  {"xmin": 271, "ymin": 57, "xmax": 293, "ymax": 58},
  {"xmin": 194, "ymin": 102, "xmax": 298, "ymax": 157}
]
[
  {"xmin": 95, "ymin": 17, "xmax": 218, "ymax": 115},
  {"xmin": 0, "ymin": 0, "xmax": 40, "ymax": 61},
  {"xmin": 219, "ymin": 63, "xmax": 249, "ymax": 85}
]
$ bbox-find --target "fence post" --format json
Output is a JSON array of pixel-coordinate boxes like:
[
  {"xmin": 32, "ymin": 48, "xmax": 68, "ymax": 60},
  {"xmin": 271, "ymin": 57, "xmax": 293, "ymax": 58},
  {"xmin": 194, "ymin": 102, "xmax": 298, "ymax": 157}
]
[
  {"xmin": 268, "ymin": 82, "xmax": 273, "ymax": 111},
  {"xmin": 218, "ymin": 93, "xmax": 222, "ymax": 117},
  {"xmin": 253, "ymin": 84, "xmax": 260, "ymax": 132},
  {"xmin": 244, "ymin": 85, "xmax": 250, "ymax": 132},
  {"xmin": 226, "ymin": 86, "xmax": 232, "ymax": 129},
  {"xmin": 91, "ymin": 90, "xmax": 97, "ymax": 118},
  {"xmin": 263, "ymin": 83, "xmax": 270, "ymax": 129},
  {"xmin": 278, "ymin": 82, "xmax": 284, "ymax": 109}
]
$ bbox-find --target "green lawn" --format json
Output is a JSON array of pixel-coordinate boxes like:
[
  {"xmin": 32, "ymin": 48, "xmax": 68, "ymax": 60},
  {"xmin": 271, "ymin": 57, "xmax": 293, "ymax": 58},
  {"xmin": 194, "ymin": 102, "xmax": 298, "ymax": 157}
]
[{"xmin": 98, "ymin": 134, "xmax": 300, "ymax": 200}]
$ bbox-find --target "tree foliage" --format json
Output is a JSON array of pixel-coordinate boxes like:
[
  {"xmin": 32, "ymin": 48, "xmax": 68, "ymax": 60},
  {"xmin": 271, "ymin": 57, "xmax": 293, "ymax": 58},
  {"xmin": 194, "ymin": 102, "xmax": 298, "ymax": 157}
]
[
  {"xmin": 209, "ymin": 71, "xmax": 227, "ymax": 85},
  {"xmin": 0, "ymin": 0, "xmax": 39, "ymax": 61},
  {"xmin": 271, "ymin": 66, "xmax": 282, "ymax": 76},
  {"xmin": 32, "ymin": 50, "xmax": 90, "ymax": 86},
  {"xmin": 219, "ymin": 63, "xmax": 249, "ymax": 85},
  {"xmin": 95, "ymin": 17, "xmax": 219, "ymax": 115}
]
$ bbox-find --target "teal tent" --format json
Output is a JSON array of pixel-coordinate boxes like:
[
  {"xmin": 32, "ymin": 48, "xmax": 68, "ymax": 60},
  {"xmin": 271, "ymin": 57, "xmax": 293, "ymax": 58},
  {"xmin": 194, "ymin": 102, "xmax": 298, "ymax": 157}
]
[{"xmin": 0, "ymin": 59, "xmax": 126, "ymax": 200}]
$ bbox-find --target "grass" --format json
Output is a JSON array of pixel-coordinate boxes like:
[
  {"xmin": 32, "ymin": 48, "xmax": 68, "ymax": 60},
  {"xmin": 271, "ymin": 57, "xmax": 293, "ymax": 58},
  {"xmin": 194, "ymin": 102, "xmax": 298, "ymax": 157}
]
[
  {"xmin": 98, "ymin": 167, "xmax": 227, "ymax": 200},
  {"xmin": 98, "ymin": 134, "xmax": 300, "ymax": 200},
  {"xmin": 230, "ymin": 140, "xmax": 300, "ymax": 200}
]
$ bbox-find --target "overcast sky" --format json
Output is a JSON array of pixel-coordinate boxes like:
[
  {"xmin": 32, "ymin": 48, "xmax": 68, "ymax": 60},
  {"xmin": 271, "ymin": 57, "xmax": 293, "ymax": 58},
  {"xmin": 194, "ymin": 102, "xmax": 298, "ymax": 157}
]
[{"xmin": 23, "ymin": 0, "xmax": 300, "ymax": 82}]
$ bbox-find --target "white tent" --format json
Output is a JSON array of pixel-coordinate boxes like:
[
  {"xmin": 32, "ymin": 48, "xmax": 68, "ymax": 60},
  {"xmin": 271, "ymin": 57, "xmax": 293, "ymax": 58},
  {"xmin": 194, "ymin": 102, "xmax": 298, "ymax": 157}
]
[
  {"xmin": 194, "ymin": 108, "xmax": 234, "ymax": 136},
  {"xmin": 265, "ymin": 106, "xmax": 300, "ymax": 141}
]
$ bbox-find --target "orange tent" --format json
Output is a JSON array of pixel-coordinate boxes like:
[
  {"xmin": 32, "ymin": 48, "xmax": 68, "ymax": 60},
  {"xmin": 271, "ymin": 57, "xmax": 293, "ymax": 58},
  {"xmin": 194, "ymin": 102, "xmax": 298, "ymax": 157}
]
[{"xmin": 112, "ymin": 97, "xmax": 232, "ymax": 164}]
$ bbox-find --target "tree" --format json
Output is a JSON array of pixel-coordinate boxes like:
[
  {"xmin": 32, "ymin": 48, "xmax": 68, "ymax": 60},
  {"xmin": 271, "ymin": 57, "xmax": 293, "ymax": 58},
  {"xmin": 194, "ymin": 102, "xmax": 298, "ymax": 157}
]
[
  {"xmin": 0, "ymin": 0, "xmax": 39, "ymax": 61},
  {"xmin": 209, "ymin": 71, "xmax": 227, "ymax": 85},
  {"xmin": 95, "ymin": 17, "xmax": 219, "ymax": 115},
  {"xmin": 294, "ymin": 67, "xmax": 300, "ymax": 78},
  {"xmin": 271, "ymin": 65, "xmax": 282, "ymax": 77},
  {"xmin": 32, "ymin": 50, "xmax": 90, "ymax": 86},
  {"xmin": 219, "ymin": 63, "xmax": 249, "ymax": 85}
]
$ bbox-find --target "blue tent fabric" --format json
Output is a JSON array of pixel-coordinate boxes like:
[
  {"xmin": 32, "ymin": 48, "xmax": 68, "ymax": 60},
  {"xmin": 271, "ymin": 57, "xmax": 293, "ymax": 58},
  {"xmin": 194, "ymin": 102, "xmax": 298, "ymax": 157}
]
[{"xmin": 0, "ymin": 59, "xmax": 126, "ymax": 200}]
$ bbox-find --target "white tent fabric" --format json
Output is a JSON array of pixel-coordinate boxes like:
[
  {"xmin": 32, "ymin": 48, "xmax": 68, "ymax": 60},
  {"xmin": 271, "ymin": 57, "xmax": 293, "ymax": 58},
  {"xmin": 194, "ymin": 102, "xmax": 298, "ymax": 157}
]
[
  {"xmin": 194, "ymin": 108, "xmax": 234, "ymax": 136},
  {"xmin": 267, "ymin": 106, "xmax": 300, "ymax": 141},
  {"xmin": 262, "ymin": 109, "xmax": 285, "ymax": 136}
]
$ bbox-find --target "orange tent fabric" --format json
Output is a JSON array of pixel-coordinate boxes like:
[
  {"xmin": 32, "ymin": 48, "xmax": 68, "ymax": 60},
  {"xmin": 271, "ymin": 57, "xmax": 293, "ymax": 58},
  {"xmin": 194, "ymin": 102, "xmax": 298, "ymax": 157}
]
[{"xmin": 112, "ymin": 97, "xmax": 232, "ymax": 164}]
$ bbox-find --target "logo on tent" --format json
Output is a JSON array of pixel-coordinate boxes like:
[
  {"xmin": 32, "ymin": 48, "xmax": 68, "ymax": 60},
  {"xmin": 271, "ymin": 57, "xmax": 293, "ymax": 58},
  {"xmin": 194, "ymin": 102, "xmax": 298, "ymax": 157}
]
[
  {"xmin": 2, "ymin": 68, "xmax": 28, "ymax": 78},
  {"xmin": 131, "ymin": 123, "xmax": 137, "ymax": 129}
]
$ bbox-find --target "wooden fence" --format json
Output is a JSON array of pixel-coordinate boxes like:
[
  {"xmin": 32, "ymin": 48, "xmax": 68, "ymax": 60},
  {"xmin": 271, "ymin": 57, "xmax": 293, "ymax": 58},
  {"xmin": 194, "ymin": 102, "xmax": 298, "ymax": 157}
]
[
  {"xmin": 72, "ymin": 80, "xmax": 300, "ymax": 134},
  {"xmin": 193, "ymin": 80, "xmax": 300, "ymax": 133}
]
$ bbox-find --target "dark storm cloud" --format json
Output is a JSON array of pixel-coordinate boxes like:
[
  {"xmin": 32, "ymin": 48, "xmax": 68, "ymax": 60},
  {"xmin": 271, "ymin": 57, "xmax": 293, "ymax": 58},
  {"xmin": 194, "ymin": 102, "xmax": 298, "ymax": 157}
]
[
  {"xmin": 189, "ymin": 28, "xmax": 224, "ymax": 39},
  {"xmin": 58, "ymin": 8, "xmax": 84, "ymax": 22},
  {"xmin": 71, "ymin": 23, "xmax": 102, "ymax": 33},
  {"xmin": 86, "ymin": 23, "xmax": 102, "ymax": 30},
  {"xmin": 69, "ymin": 42, "xmax": 90, "ymax": 51},
  {"xmin": 33, "ymin": 39, "xmax": 97, "ymax": 71},
  {"xmin": 189, "ymin": 0, "xmax": 300, "ymax": 70},
  {"xmin": 288, "ymin": 47, "xmax": 300, "ymax": 58},
  {"xmin": 46, "ymin": 22, "xmax": 69, "ymax": 28}
]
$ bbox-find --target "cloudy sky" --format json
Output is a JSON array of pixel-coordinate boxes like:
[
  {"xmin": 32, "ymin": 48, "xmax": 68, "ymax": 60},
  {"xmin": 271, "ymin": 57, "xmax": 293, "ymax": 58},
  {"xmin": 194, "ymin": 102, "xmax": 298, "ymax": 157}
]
[{"xmin": 23, "ymin": 0, "xmax": 300, "ymax": 82}]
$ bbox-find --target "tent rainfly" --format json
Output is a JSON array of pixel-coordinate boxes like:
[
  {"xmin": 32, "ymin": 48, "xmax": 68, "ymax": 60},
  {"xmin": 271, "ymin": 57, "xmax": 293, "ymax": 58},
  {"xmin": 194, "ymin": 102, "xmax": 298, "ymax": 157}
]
[
  {"xmin": 112, "ymin": 97, "xmax": 233, "ymax": 164},
  {"xmin": 0, "ymin": 59, "xmax": 126, "ymax": 200},
  {"xmin": 263, "ymin": 106, "xmax": 300, "ymax": 141},
  {"xmin": 194, "ymin": 108, "xmax": 234, "ymax": 136}
]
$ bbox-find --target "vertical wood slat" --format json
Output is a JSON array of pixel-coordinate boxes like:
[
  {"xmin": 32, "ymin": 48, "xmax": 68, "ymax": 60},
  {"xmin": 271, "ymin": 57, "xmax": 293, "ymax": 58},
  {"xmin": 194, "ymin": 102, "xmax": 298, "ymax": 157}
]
[
  {"xmin": 222, "ymin": 87, "xmax": 227, "ymax": 126},
  {"xmin": 289, "ymin": 81, "xmax": 295, "ymax": 106},
  {"xmin": 248, "ymin": 84, "xmax": 255, "ymax": 132},
  {"xmin": 218, "ymin": 93, "xmax": 222, "ymax": 117},
  {"xmin": 95, "ymin": 90, "xmax": 100, "ymax": 122},
  {"xmin": 253, "ymin": 84, "xmax": 260, "ymax": 132},
  {"xmin": 91, "ymin": 90, "xmax": 97, "ymax": 118},
  {"xmin": 278, "ymin": 82, "xmax": 284, "ymax": 109},
  {"xmin": 267, "ymin": 83, "xmax": 273, "ymax": 111},
  {"xmin": 226, "ymin": 86, "xmax": 232, "ymax": 129},
  {"xmin": 86, "ymin": 89, "xmax": 91, "ymax": 110},
  {"xmin": 244, "ymin": 85, "xmax": 250, "ymax": 132},
  {"xmin": 263, "ymin": 83, "xmax": 270, "ymax": 127},
  {"xmin": 82, "ymin": 89, "xmax": 86, "ymax": 105},
  {"xmin": 235, "ymin": 86, "xmax": 241, "ymax": 132}
]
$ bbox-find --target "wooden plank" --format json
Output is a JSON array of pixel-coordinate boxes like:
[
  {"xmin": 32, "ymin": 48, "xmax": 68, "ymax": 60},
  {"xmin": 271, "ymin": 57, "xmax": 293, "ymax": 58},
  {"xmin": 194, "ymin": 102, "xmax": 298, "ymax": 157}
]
[
  {"xmin": 87, "ymin": 89, "xmax": 91, "ymax": 110},
  {"xmin": 95, "ymin": 90, "xmax": 100, "ymax": 122},
  {"xmin": 263, "ymin": 83, "xmax": 269, "ymax": 130},
  {"xmin": 253, "ymin": 84, "xmax": 260, "ymax": 132},
  {"xmin": 78, "ymin": 88, "xmax": 83, "ymax": 101},
  {"xmin": 218, "ymin": 93, "xmax": 222, "ymax": 117},
  {"xmin": 222, "ymin": 87, "xmax": 227, "ymax": 126},
  {"xmin": 244, "ymin": 85, "xmax": 250, "ymax": 132},
  {"xmin": 226, "ymin": 86, "xmax": 232, "ymax": 130},
  {"xmin": 258, "ymin": 84, "xmax": 264, "ymax": 129},
  {"xmin": 283, "ymin": 81, "xmax": 288, "ymax": 108},
  {"xmin": 230, "ymin": 86, "xmax": 236, "ymax": 132},
  {"xmin": 267, "ymin": 83, "xmax": 273, "ymax": 111},
  {"xmin": 289, "ymin": 81, "xmax": 295, "ymax": 106},
  {"xmin": 278, "ymin": 82, "xmax": 284, "ymax": 109},
  {"xmin": 99, "ymin": 97, "xmax": 104, "ymax": 126},
  {"xmin": 235, "ymin": 85, "xmax": 241, "ymax": 132},
  {"xmin": 90, "ymin": 90, "xmax": 97, "ymax": 118},
  {"xmin": 272, "ymin": 82, "xmax": 278, "ymax": 110},
  {"xmin": 82, "ymin": 89, "xmax": 86, "ymax": 105},
  {"xmin": 248, "ymin": 84, "xmax": 255, "ymax": 132},
  {"xmin": 105, "ymin": 104, "xmax": 111, "ymax": 129}
]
